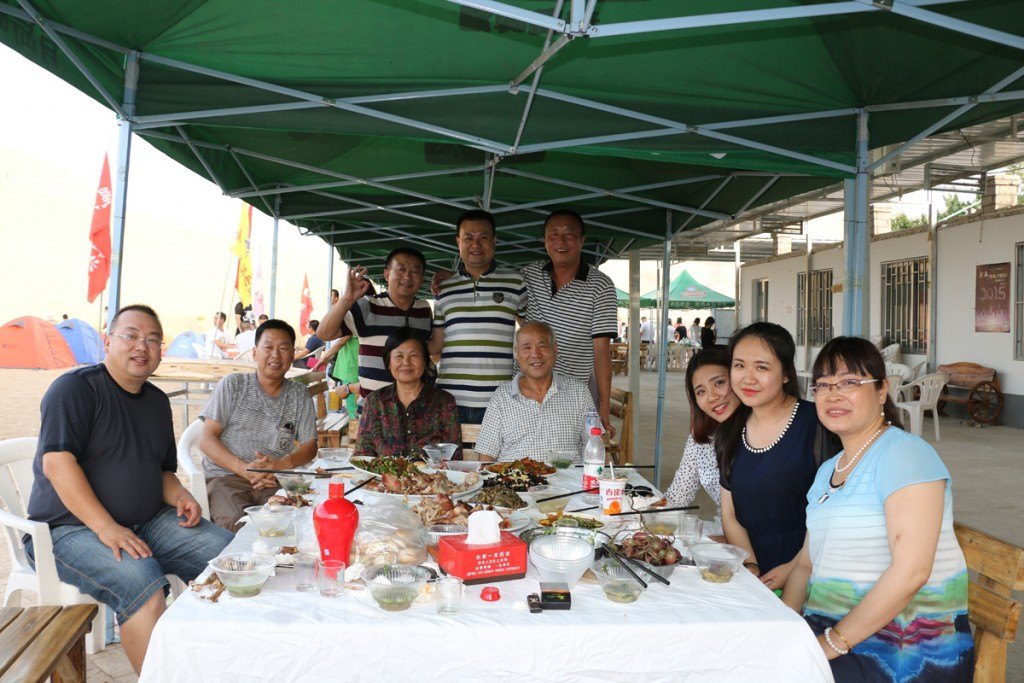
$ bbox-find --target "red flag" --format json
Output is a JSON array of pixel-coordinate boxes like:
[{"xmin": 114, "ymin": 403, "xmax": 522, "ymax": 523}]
[
  {"xmin": 87, "ymin": 154, "xmax": 112, "ymax": 303},
  {"xmin": 299, "ymin": 273, "xmax": 313, "ymax": 335}
]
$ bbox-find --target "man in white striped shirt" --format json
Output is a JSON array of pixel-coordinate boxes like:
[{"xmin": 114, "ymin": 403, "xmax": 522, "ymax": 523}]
[
  {"xmin": 429, "ymin": 210, "xmax": 528, "ymax": 425},
  {"xmin": 522, "ymin": 209, "xmax": 618, "ymax": 436}
]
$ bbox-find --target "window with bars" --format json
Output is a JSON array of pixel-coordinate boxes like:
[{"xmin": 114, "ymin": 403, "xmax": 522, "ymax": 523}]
[
  {"xmin": 797, "ymin": 269, "xmax": 834, "ymax": 346},
  {"xmin": 880, "ymin": 256, "xmax": 929, "ymax": 354},
  {"xmin": 1016, "ymin": 243, "xmax": 1024, "ymax": 360},
  {"xmin": 752, "ymin": 279, "xmax": 769, "ymax": 322}
]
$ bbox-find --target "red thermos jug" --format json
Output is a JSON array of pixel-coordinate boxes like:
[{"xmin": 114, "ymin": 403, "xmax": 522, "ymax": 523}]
[{"xmin": 313, "ymin": 479, "xmax": 359, "ymax": 563}]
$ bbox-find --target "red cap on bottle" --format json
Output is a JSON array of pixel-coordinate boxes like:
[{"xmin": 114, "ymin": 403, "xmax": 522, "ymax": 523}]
[
  {"xmin": 590, "ymin": 427, "xmax": 602, "ymax": 436},
  {"xmin": 480, "ymin": 586, "xmax": 501, "ymax": 601}
]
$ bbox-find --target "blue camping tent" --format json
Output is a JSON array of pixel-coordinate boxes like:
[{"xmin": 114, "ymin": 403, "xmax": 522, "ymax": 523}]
[
  {"xmin": 55, "ymin": 318, "xmax": 103, "ymax": 364},
  {"xmin": 166, "ymin": 331, "xmax": 203, "ymax": 359}
]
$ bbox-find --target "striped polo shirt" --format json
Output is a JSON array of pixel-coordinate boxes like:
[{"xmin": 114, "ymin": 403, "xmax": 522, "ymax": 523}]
[
  {"xmin": 343, "ymin": 293, "xmax": 433, "ymax": 397},
  {"xmin": 522, "ymin": 260, "xmax": 618, "ymax": 381},
  {"xmin": 433, "ymin": 263, "xmax": 528, "ymax": 409}
]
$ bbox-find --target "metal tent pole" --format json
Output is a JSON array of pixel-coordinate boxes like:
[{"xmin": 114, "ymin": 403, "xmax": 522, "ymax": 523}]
[
  {"xmin": 106, "ymin": 50, "xmax": 139, "ymax": 329},
  {"xmin": 653, "ymin": 211, "xmax": 672, "ymax": 487},
  {"xmin": 628, "ymin": 250, "xmax": 641, "ymax": 463},
  {"xmin": 270, "ymin": 194, "xmax": 280, "ymax": 318},
  {"xmin": 734, "ymin": 241, "xmax": 742, "ymax": 326},
  {"xmin": 326, "ymin": 241, "xmax": 335, "ymax": 311},
  {"xmin": 842, "ymin": 110, "xmax": 870, "ymax": 336}
]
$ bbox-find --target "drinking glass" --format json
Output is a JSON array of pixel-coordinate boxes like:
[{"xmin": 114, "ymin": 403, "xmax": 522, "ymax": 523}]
[
  {"xmin": 294, "ymin": 553, "xmax": 318, "ymax": 592},
  {"xmin": 679, "ymin": 514, "xmax": 703, "ymax": 547},
  {"xmin": 317, "ymin": 559, "xmax": 346, "ymax": 598},
  {"xmin": 435, "ymin": 576, "xmax": 464, "ymax": 615}
]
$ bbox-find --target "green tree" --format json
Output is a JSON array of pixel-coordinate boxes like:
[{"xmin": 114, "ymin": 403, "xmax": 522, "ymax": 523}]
[
  {"xmin": 937, "ymin": 194, "xmax": 976, "ymax": 221},
  {"xmin": 891, "ymin": 213, "xmax": 928, "ymax": 230},
  {"xmin": 1007, "ymin": 162, "xmax": 1024, "ymax": 205}
]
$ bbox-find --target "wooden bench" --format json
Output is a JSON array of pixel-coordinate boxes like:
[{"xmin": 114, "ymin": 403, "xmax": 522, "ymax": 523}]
[
  {"xmin": 605, "ymin": 387, "xmax": 633, "ymax": 465},
  {"xmin": 0, "ymin": 604, "xmax": 97, "ymax": 683},
  {"xmin": 937, "ymin": 362, "xmax": 1003, "ymax": 425},
  {"xmin": 953, "ymin": 522, "xmax": 1024, "ymax": 681},
  {"xmin": 610, "ymin": 343, "xmax": 628, "ymax": 376}
]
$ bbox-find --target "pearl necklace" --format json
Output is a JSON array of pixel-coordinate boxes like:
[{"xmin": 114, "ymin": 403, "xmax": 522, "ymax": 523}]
[
  {"xmin": 818, "ymin": 423, "xmax": 887, "ymax": 504},
  {"xmin": 741, "ymin": 399, "xmax": 799, "ymax": 454}
]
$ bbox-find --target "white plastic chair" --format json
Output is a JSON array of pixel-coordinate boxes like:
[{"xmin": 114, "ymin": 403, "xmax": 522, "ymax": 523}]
[
  {"xmin": 177, "ymin": 420, "xmax": 210, "ymax": 520},
  {"xmin": 885, "ymin": 362, "xmax": 912, "ymax": 382},
  {"xmin": 894, "ymin": 372, "xmax": 948, "ymax": 441},
  {"xmin": 886, "ymin": 374, "xmax": 905, "ymax": 403},
  {"xmin": 0, "ymin": 437, "xmax": 186, "ymax": 655},
  {"xmin": 880, "ymin": 343, "xmax": 903, "ymax": 365}
]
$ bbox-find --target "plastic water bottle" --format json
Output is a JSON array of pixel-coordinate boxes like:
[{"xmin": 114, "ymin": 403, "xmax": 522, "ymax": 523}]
[
  {"xmin": 583, "ymin": 407, "xmax": 602, "ymax": 439},
  {"xmin": 581, "ymin": 427, "xmax": 605, "ymax": 505}
]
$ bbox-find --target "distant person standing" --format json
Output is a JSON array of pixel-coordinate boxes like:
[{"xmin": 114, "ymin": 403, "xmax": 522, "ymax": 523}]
[
  {"xmin": 204, "ymin": 312, "xmax": 232, "ymax": 359},
  {"xmin": 639, "ymin": 316, "xmax": 654, "ymax": 369},
  {"xmin": 674, "ymin": 317, "xmax": 688, "ymax": 342},
  {"xmin": 690, "ymin": 317, "xmax": 701, "ymax": 343},
  {"xmin": 233, "ymin": 301, "xmax": 253, "ymax": 336},
  {"xmin": 701, "ymin": 316, "xmax": 717, "ymax": 348},
  {"xmin": 293, "ymin": 319, "xmax": 324, "ymax": 368}
]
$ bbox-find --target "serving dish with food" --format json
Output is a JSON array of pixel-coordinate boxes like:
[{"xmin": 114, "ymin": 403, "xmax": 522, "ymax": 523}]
[
  {"xmin": 484, "ymin": 457, "xmax": 557, "ymax": 476},
  {"xmin": 359, "ymin": 467, "xmax": 482, "ymax": 503}
]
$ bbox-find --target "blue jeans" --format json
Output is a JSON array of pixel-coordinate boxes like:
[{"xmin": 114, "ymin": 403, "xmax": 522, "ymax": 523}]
[
  {"xmin": 458, "ymin": 406, "xmax": 487, "ymax": 426},
  {"xmin": 26, "ymin": 506, "xmax": 233, "ymax": 623}
]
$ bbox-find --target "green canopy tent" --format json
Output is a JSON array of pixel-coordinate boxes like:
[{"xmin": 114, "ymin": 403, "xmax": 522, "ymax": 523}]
[
  {"xmin": 3, "ymin": 0, "xmax": 1023, "ymax": 480},
  {"xmin": 641, "ymin": 270, "xmax": 735, "ymax": 310},
  {"xmin": 614, "ymin": 287, "xmax": 655, "ymax": 309}
]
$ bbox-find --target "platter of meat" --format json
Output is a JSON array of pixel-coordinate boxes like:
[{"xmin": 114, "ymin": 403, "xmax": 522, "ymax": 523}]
[
  {"xmin": 414, "ymin": 494, "xmax": 531, "ymax": 533},
  {"xmin": 360, "ymin": 468, "xmax": 482, "ymax": 503}
]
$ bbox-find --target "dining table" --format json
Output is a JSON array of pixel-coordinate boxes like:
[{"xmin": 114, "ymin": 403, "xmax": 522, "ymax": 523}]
[{"xmin": 140, "ymin": 463, "xmax": 832, "ymax": 682}]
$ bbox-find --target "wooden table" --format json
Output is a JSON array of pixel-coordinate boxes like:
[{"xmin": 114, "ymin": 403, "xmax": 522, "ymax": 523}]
[{"xmin": 0, "ymin": 605, "xmax": 97, "ymax": 683}]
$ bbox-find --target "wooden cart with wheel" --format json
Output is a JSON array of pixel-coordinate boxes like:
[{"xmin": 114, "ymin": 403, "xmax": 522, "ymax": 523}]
[{"xmin": 937, "ymin": 362, "xmax": 1003, "ymax": 425}]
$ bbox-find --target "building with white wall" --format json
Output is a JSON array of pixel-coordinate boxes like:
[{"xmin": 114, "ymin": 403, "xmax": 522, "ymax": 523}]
[{"xmin": 739, "ymin": 181, "xmax": 1024, "ymax": 428}]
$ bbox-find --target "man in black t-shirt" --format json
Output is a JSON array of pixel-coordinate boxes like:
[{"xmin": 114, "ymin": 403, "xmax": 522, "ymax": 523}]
[{"xmin": 26, "ymin": 305, "xmax": 232, "ymax": 675}]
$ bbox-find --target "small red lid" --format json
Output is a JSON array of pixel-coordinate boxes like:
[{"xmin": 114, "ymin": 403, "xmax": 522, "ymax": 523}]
[{"xmin": 480, "ymin": 586, "xmax": 501, "ymax": 602}]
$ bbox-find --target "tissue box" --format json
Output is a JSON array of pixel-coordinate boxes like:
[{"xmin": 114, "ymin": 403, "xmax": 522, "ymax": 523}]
[{"xmin": 438, "ymin": 532, "xmax": 528, "ymax": 585}]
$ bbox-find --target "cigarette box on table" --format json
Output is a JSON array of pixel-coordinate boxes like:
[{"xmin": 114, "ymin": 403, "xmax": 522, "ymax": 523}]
[{"xmin": 437, "ymin": 532, "xmax": 528, "ymax": 585}]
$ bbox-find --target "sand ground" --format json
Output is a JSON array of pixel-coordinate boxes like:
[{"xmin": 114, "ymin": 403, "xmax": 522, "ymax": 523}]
[{"xmin": 1, "ymin": 366, "xmax": 1021, "ymax": 681}]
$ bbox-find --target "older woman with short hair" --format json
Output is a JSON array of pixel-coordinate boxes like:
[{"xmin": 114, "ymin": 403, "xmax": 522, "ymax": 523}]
[
  {"xmin": 783, "ymin": 336, "xmax": 973, "ymax": 681},
  {"xmin": 354, "ymin": 327, "xmax": 461, "ymax": 459}
]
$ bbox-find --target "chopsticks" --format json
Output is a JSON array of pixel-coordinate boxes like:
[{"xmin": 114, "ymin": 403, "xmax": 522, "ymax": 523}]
[
  {"xmin": 609, "ymin": 505, "xmax": 699, "ymax": 517},
  {"xmin": 247, "ymin": 467, "xmax": 352, "ymax": 477},
  {"xmin": 605, "ymin": 545, "xmax": 671, "ymax": 587},
  {"xmin": 572, "ymin": 464, "xmax": 655, "ymax": 469},
  {"xmin": 601, "ymin": 545, "xmax": 649, "ymax": 589},
  {"xmin": 534, "ymin": 487, "xmax": 598, "ymax": 503},
  {"xmin": 344, "ymin": 477, "xmax": 373, "ymax": 497}
]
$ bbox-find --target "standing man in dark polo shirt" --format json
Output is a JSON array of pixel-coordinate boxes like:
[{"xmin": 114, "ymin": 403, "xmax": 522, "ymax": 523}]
[
  {"xmin": 26, "ymin": 304, "xmax": 232, "ymax": 675},
  {"xmin": 318, "ymin": 247, "xmax": 433, "ymax": 399},
  {"xmin": 522, "ymin": 209, "xmax": 618, "ymax": 435}
]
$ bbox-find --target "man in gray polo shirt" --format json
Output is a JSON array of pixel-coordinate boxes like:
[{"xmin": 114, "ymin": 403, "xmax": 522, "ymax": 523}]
[
  {"xmin": 476, "ymin": 322, "xmax": 594, "ymax": 462},
  {"xmin": 200, "ymin": 319, "xmax": 318, "ymax": 531},
  {"xmin": 522, "ymin": 209, "xmax": 617, "ymax": 435}
]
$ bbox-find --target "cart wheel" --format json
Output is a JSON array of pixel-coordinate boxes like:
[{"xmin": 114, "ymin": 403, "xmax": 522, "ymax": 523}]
[{"xmin": 967, "ymin": 381, "xmax": 1003, "ymax": 424}]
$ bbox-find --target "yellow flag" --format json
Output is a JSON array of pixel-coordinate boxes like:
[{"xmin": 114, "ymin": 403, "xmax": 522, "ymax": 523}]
[{"xmin": 232, "ymin": 205, "xmax": 253, "ymax": 307}]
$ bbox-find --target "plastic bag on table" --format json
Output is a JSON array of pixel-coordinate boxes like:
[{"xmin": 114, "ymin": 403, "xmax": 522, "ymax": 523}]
[{"xmin": 352, "ymin": 499, "xmax": 428, "ymax": 566}]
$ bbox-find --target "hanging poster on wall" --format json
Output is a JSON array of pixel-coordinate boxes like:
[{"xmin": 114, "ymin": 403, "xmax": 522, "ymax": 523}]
[{"xmin": 975, "ymin": 262, "xmax": 1011, "ymax": 333}]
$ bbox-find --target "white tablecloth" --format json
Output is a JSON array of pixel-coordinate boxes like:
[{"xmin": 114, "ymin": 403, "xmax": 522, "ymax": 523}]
[{"xmin": 141, "ymin": 467, "xmax": 832, "ymax": 682}]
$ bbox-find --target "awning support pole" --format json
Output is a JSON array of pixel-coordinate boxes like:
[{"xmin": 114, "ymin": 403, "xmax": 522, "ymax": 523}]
[
  {"xmin": 270, "ymin": 193, "xmax": 280, "ymax": 318},
  {"xmin": 628, "ymin": 250, "xmax": 641, "ymax": 464},
  {"xmin": 107, "ymin": 49, "xmax": 139, "ymax": 329},
  {"xmin": 653, "ymin": 211, "xmax": 672, "ymax": 487},
  {"xmin": 327, "ymin": 242, "xmax": 335, "ymax": 312},
  {"xmin": 842, "ymin": 110, "xmax": 870, "ymax": 336}
]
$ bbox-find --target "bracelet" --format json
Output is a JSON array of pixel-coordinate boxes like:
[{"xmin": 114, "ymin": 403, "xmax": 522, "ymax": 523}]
[
  {"xmin": 832, "ymin": 626, "xmax": 852, "ymax": 651},
  {"xmin": 823, "ymin": 627, "xmax": 850, "ymax": 656},
  {"xmin": 743, "ymin": 562, "xmax": 759, "ymax": 570}
]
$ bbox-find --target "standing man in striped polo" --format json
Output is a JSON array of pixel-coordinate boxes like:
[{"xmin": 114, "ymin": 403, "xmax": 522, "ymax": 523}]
[
  {"xmin": 522, "ymin": 209, "xmax": 618, "ymax": 436},
  {"xmin": 429, "ymin": 210, "xmax": 528, "ymax": 425},
  {"xmin": 318, "ymin": 247, "xmax": 433, "ymax": 400}
]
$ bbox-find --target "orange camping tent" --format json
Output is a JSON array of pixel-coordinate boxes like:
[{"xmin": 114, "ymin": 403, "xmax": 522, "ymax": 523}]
[{"xmin": 0, "ymin": 317, "xmax": 77, "ymax": 369}]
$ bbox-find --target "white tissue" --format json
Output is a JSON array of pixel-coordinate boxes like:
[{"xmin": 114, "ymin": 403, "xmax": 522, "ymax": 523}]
[{"xmin": 466, "ymin": 509, "xmax": 502, "ymax": 545}]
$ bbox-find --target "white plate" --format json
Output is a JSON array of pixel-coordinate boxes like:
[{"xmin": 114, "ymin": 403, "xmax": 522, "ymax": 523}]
[
  {"xmin": 358, "ymin": 469, "xmax": 484, "ymax": 504},
  {"xmin": 503, "ymin": 510, "xmax": 532, "ymax": 534}
]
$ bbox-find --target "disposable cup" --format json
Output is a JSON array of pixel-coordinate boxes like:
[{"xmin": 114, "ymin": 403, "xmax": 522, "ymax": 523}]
[
  {"xmin": 317, "ymin": 559, "xmax": 346, "ymax": 598},
  {"xmin": 598, "ymin": 475, "xmax": 628, "ymax": 515},
  {"xmin": 294, "ymin": 553, "xmax": 318, "ymax": 592},
  {"xmin": 679, "ymin": 514, "xmax": 703, "ymax": 547},
  {"xmin": 435, "ymin": 576, "xmax": 464, "ymax": 615}
]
